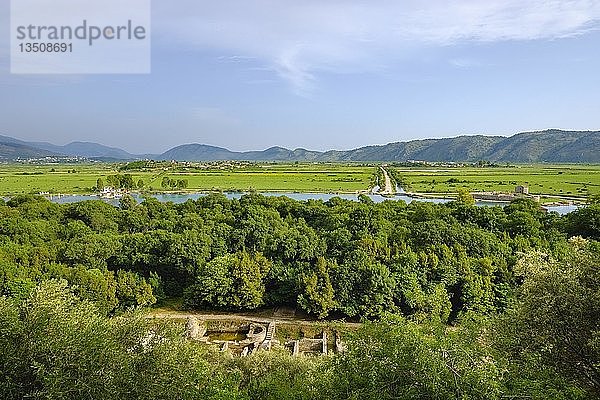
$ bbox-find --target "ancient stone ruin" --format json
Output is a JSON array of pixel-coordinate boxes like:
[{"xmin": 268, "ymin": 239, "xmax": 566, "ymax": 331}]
[
  {"xmin": 185, "ymin": 317, "xmax": 342, "ymax": 357},
  {"xmin": 285, "ymin": 331, "xmax": 327, "ymax": 357}
]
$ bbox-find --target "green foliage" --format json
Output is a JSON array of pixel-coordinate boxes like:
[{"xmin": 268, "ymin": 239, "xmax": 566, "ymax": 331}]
[
  {"xmin": 456, "ymin": 187, "xmax": 475, "ymax": 205},
  {"xmin": 115, "ymin": 269, "xmax": 156, "ymax": 309},
  {"xmin": 327, "ymin": 315, "xmax": 505, "ymax": 400},
  {"xmin": 1, "ymin": 226, "xmax": 597, "ymax": 400},
  {"xmin": 119, "ymin": 194, "xmax": 138, "ymax": 210},
  {"xmin": 107, "ymin": 173, "xmax": 136, "ymax": 189},
  {"xmin": 161, "ymin": 176, "xmax": 189, "ymax": 190},
  {"xmin": 0, "ymin": 189, "xmax": 580, "ymax": 321},
  {"xmin": 184, "ymin": 251, "xmax": 271, "ymax": 310},
  {"xmin": 566, "ymin": 204, "xmax": 600, "ymax": 240},
  {"xmin": 233, "ymin": 349, "xmax": 322, "ymax": 400},
  {"xmin": 297, "ymin": 257, "xmax": 336, "ymax": 318},
  {"xmin": 497, "ymin": 241, "xmax": 600, "ymax": 396},
  {"xmin": 0, "ymin": 281, "xmax": 244, "ymax": 400}
]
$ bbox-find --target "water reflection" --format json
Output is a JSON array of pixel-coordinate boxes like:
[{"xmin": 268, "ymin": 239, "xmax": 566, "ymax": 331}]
[{"xmin": 45, "ymin": 192, "xmax": 578, "ymax": 215}]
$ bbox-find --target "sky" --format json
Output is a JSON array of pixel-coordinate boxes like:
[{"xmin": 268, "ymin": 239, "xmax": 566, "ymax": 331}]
[{"xmin": 1, "ymin": 0, "xmax": 600, "ymax": 154}]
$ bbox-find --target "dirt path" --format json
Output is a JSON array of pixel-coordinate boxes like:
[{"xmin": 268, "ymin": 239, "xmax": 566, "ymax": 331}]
[
  {"xmin": 147, "ymin": 309, "xmax": 362, "ymax": 328},
  {"xmin": 379, "ymin": 167, "xmax": 395, "ymax": 195}
]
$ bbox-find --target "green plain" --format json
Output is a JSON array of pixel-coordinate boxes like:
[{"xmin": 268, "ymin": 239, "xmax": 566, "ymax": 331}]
[
  {"xmin": 1, "ymin": 163, "xmax": 600, "ymax": 199},
  {"xmin": 392, "ymin": 164, "xmax": 600, "ymax": 198},
  {"xmin": 0, "ymin": 163, "xmax": 375, "ymax": 195}
]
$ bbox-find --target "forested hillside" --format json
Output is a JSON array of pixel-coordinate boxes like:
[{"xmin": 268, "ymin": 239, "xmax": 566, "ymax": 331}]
[
  {"xmin": 1, "ymin": 194, "xmax": 599, "ymax": 399},
  {"xmin": 3, "ymin": 129, "xmax": 600, "ymax": 162},
  {"xmin": 148, "ymin": 130, "xmax": 600, "ymax": 163}
]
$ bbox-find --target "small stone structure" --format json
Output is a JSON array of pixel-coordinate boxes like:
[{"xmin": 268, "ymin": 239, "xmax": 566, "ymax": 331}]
[
  {"xmin": 335, "ymin": 331, "xmax": 347, "ymax": 353},
  {"xmin": 187, "ymin": 319, "xmax": 342, "ymax": 357},
  {"xmin": 260, "ymin": 322, "xmax": 276, "ymax": 350},
  {"xmin": 473, "ymin": 192, "xmax": 518, "ymax": 202},
  {"xmin": 286, "ymin": 331, "xmax": 329, "ymax": 356},
  {"xmin": 195, "ymin": 321, "xmax": 273, "ymax": 356},
  {"xmin": 515, "ymin": 185, "xmax": 529, "ymax": 195},
  {"xmin": 246, "ymin": 323, "xmax": 267, "ymax": 343},
  {"xmin": 185, "ymin": 316, "xmax": 206, "ymax": 339}
]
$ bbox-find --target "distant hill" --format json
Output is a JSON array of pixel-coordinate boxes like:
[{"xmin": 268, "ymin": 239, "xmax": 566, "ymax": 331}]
[
  {"xmin": 156, "ymin": 130, "xmax": 600, "ymax": 163},
  {"xmin": 0, "ymin": 134, "xmax": 139, "ymax": 160},
  {"xmin": 1, "ymin": 129, "xmax": 599, "ymax": 163},
  {"xmin": 305, "ymin": 130, "xmax": 598, "ymax": 163},
  {"xmin": 31, "ymin": 141, "xmax": 137, "ymax": 160},
  {"xmin": 159, "ymin": 144, "xmax": 238, "ymax": 161},
  {"xmin": 158, "ymin": 144, "xmax": 324, "ymax": 162},
  {"xmin": 0, "ymin": 135, "xmax": 60, "ymax": 159}
]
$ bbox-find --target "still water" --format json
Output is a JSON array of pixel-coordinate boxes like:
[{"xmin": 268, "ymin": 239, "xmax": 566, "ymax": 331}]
[{"xmin": 45, "ymin": 192, "xmax": 579, "ymax": 215}]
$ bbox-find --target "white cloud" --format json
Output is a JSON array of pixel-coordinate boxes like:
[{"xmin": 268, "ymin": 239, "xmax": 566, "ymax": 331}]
[{"xmin": 154, "ymin": 0, "xmax": 600, "ymax": 93}]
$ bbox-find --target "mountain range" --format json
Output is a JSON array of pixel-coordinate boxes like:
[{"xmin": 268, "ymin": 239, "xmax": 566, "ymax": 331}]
[{"xmin": 1, "ymin": 129, "xmax": 599, "ymax": 163}]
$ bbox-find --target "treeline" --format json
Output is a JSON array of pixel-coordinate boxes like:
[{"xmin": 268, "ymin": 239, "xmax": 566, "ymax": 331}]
[
  {"xmin": 97, "ymin": 174, "xmax": 145, "ymax": 190},
  {"xmin": 0, "ymin": 193, "xmax": 599, "ymax": 319},
  {"xmin": 2, "ymin": 249, "xmax": 599, "ymax": 400},
  {"xmin": 161, "ymin": 176, "xmax": 189, "ymax": 189},
  {"xmin": 0, "ymin": 194, "xmax": 599, "ymax": 398}
]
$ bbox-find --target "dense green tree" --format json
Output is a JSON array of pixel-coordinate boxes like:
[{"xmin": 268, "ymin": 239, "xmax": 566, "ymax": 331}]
[
  {"xmin": 115, "ymin": 269, "xmax": 156, "ymax": 309},
  {"xmin": 0, "ymin": 281, "xmax": 244, "ymax": 400},
  {"xmin": 566, "ymin": 204, "xmax": 600, "ymax": 240},
  {"xmin": 331, "ymin": 250, "xmax": 395, "ymax": 318},
  {"xmin": 233, "ymin": 349, "xmax": 321, "ymax": 400},
  {"xmin": 327, "ymin": 315, "xmax": 505, "ymax": 400},
  {"xmin": 297, "ymin": 257, "xmax": 336, "ymax": 318},
  {"xmin": 184, "ymin": 251, "xmax": 271, "ymax": 310},
  {"xmin": 119, "ymin": 194, "xmax": 138, "ymax": 210},
  {"xmin": 183, "ymin": 254, "xmax": 234, "ymax": 309},
  {"xmin": 498, "ymin": 241, "xmax": 600, "ymax": 396},
  {"xmin": 0, "ymin": 191, "xmax": 589, "ymax": 323},
  {"xmin": 456, "ymin": 187, "xmax": 475, "ymax": 205},
  {"xmin": 66, "ymin": 200, "xmax": 119, "ymax": 232}
]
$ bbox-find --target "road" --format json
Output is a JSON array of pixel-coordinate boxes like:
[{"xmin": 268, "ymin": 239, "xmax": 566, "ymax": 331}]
[{"xmin": 379, "ymin": 167, "xmax": 395, "ymax": 195}]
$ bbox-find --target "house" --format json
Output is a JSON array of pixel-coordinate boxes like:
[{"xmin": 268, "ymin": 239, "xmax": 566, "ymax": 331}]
[{"xmin": 515, "ymin": 185, "xmax": 529, "ymax": 195}]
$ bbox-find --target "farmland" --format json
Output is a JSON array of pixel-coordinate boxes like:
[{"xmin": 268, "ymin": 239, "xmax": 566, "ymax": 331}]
[
  {"xmin": 390, "ymin": 164, "xmax": 600, "ymax": 199},
  {"xmin": 0, "ymin": 162, "xmax": 375, "ymax": 195},
  {"xmin": 1, "ymin": 162, "xmax": 599, "ymax": 201}
]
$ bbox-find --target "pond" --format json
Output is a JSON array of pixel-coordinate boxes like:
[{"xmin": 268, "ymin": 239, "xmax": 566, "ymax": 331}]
[{"xmin": 43, "ymin": 191, "xmax": 579, "ymax": 214}]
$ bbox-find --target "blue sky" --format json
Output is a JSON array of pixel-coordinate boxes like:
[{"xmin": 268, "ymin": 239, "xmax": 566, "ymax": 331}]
[{"xmin": 1, "ymin": 0, "xmax": 600, "ymax": 153}]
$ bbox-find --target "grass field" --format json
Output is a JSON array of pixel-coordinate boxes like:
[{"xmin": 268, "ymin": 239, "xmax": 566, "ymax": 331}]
[
  {"xmin": 0, "ymin": 164, "xmax": 116, "ymax": 195},
  {"xmin": 0, "ymin": 163, "xmax": 375, "ymax": 195},
  {"xmin": 391, "ymin": 165, "xmax": 600, "ymax": 198},
  {"xmin": 1, "ymin": 162, "xmax": 599, "ymax": 200}
]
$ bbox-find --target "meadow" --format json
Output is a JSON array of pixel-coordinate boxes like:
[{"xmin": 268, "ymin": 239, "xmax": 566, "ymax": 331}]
[
  {"xmin": 0, "ymin": 162, "xmax": 375, "ymax": 195},
  {"xmin": 1, "ymin": 162, "xmax": 599, "ymax": 200},
  {"xmin": 391, "ymin": 164, "xmax": 600, "ymax": 199},
  {"xmin": 0, "ymin": 164, "xmax": 115, "ymax": 195}
]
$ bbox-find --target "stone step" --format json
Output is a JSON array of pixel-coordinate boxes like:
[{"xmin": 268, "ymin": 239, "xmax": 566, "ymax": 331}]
[{"xmin": 264, "ymin": 322, "xmax": 275, "ymax": 341}]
